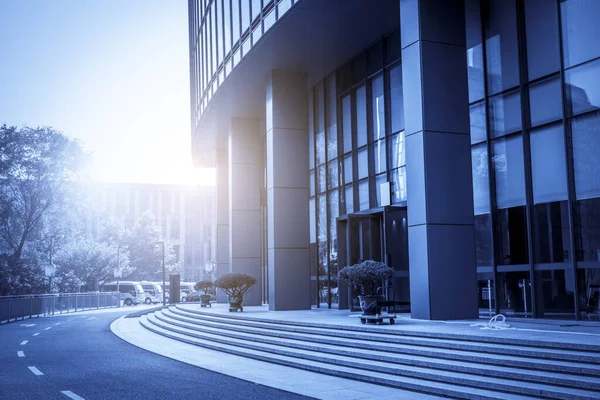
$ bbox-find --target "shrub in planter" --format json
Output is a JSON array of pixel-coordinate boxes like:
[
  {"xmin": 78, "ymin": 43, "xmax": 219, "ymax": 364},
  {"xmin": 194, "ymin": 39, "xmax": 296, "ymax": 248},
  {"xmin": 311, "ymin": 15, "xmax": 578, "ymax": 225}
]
[
  {"xmin": 194, "ymin": 280, "xmax": 214, "ymax": 307},
  {"xmin": 338, "ymin": 260, "xmax": 393, "ymax": 315},
  {"xmin": 214, "ymin": 273, "xmax": 257, "ymax": 312}
]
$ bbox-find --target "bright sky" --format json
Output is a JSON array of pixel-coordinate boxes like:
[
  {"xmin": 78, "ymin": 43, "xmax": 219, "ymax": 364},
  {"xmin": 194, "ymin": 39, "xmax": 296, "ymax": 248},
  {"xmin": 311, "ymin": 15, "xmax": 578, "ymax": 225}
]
[{"xmin": 0, "ymin": 0, "xmax": 215, "ymax": 186}]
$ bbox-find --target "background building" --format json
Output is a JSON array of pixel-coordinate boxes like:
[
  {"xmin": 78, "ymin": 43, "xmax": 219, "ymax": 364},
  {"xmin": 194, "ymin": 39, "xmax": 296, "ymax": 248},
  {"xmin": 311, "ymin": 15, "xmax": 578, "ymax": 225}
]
[
  {"xmin": 189, "ymin": 0, "xmax": 600, "ymax": 320},
  {"xmin": 82, "ymin": 182, "xmax": 216, "ymax": 282}
]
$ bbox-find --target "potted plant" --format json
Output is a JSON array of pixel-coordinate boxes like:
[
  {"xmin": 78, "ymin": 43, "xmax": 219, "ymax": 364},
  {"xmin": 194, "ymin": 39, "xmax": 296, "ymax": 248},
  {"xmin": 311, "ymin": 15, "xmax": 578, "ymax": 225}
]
[
  {"xmin": 194, "ymin": 280, "xmax": 214, "ymax": 307},
  {"xmin": 214, "ymin": 273, "xmax": 256, "ymax": 312},
  {"xmin": 338, "ymin": 260, "xmax": 393, "ymax": 316}
]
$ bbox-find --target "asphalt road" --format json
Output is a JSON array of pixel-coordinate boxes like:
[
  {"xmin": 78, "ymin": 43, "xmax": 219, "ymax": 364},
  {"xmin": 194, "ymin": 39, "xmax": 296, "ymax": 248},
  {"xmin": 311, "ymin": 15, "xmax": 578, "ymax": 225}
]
[{"xmin": 0, "ymin": 307, "xmax": 311, "ymax": 400}]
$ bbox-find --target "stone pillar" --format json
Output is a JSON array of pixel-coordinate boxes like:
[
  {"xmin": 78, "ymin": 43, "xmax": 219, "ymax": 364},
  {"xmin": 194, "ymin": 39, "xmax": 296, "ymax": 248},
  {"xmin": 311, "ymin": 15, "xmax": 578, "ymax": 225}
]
[
  {"xmin": 229, "ymin": 118, "xmax": 262, "ymax": 306},
  {"xmin": 401, "ymin": 0, "xmax": 477, "ymax": 319},
  {"xmin": 215, "ymin": 148, "xmax": 229, "ymax": 303},
  {"xmin": 266, "ymin": 71, "xmax": 310, "ymax": 310}
]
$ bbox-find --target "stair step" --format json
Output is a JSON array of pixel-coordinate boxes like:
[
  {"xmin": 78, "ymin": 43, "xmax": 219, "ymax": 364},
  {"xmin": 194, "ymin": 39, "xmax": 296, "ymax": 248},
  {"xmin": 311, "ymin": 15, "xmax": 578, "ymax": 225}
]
[
  {"xmin": 170, "ymin": 307, "xmax": 600, "ymax": 365},
  {"xmin": 139, "ymin": 315, "xmax": 539, "ymax": 400},
  {"xmin": 146, "ymin": 312, "xmax": 600, "ymax": 400},
  {"xmin": 157, "ymin": 309, "xmax": 600, "ymax": 391}
]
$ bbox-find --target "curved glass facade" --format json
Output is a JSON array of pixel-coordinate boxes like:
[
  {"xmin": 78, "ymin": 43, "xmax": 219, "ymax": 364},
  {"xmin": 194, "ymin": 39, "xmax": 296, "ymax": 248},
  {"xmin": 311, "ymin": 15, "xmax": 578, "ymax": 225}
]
[{"xmin": 188, "ymin": 0, "xmax": 298, "ymax": 126}]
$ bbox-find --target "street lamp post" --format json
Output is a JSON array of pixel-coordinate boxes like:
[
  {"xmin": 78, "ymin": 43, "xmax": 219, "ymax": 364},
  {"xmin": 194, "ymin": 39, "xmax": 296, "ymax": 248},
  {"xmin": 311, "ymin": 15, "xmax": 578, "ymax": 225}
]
[{"xmin": 157, "ymin": 241, "xmax": 166, "ymax": 306}]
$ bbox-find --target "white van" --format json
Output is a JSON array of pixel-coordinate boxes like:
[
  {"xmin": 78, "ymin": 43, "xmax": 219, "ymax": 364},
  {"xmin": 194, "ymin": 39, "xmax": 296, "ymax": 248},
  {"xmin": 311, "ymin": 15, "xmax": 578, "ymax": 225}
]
[
  {"xmin": 102, "ymin": 281, "xmax": 145, "ymax": 306},
  {"xmin": 139, "ymin": 281, "xmax": 164, "ymax": 304}
]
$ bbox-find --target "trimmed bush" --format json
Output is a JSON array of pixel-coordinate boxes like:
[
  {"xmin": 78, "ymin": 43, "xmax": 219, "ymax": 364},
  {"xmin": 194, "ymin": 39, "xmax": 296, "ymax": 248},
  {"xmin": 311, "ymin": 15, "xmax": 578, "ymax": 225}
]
[
  {"xmin": 338, "ymin": 260, "xmax": 393, "ymax": 296},
  {"xmin": 194, "ymin": 280, "xmax": 213, "ymax": 294},
  {"xmin": 214, "ymin": 273, "xmax": 256, "ymax": 296}
]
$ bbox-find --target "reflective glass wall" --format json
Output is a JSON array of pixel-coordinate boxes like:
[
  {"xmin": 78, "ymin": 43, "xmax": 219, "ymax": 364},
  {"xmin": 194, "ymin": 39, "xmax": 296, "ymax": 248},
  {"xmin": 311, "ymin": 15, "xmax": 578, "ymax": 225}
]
[
  {"xmin": 189, "ymin": 0, "xmax": 299, "ymax": 126},
  {"xmin": 308, "ymin": 31, "xmax": 405, "ymax": 308},
  {"xmin": 466, "ymin": 0, "xmax": 600, "ymax": 319}
]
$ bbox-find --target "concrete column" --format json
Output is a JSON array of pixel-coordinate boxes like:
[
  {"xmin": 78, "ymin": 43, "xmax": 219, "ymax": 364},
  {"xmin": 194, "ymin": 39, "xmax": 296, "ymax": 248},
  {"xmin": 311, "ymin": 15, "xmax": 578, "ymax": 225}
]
[
  {"xmin": 401, "ymin": 0, "xmax": 477, "ymax": 319},
  {"xmin": 215, "ymin": 148, "xmax": 229, "ymax": 303},
  {"xmin": 229, "ymin": 119, "xmax": 262, "ymax": 306},
  {"xmin": 266, "ymin": 71, "xmax": 310, "ymax": 310}
]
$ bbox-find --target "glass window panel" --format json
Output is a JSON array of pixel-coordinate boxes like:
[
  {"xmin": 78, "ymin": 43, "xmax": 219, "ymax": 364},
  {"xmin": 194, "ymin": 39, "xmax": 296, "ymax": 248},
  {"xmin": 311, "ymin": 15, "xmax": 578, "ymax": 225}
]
[
  {"xmin": 367, "ymin": 41, "xmax": 383, "ymax": 76},
  {"xmin": 498, "ymin": 271, "xmax": 532, "ymax": 315},
  {"xmin": 493, "ymin": 135, "xmax": 526, "ymax": 208},
  {"xmin": 529, "ymin": 77, "xmax": 562, "ymax": 127},
  {"xmin": 329, "ymin": 189, "xmax": 339, "ymax": 242},
  {"xmin": 389, "ymin": 65, "xmax": 404, "ymax": 134},
  {"xmin": 242, "ymin": 36, "xmax": 251, "ymax": 56},
  {"xmin": 358, "ymin": 180, "xmax": 369, "ymax": 211},
  {"xmin": 327, "ymin": 75, "xmax": 337, "ymax": 160},
  {"xmin": 232, "ymin": 0, "xmax": 240, "ymax": 44},
  {"xmin": 316, "ymin": 131, "xmax": 325, "ymax": 166},
  {"xmin": 345, "ymin": 185, "xmax": 354, "ymax": 214},
  {"xmin": 565, "ymin": 58, "xmax": 600, "ymax": 117},
  {"xmin": 211, "ymin": 1, "xmax": 218, "ymax": 72},
  {"xmin": 375, "ymin": 174, "xmax": 386, "ymax": 207},
  {"xmin": 374, "ymin": 140, "xmax": 386, "ymax": 174},
  {"xmin": 484, "ymin": 0, "xmax": 520, "ymax": 95},
  {"xmin": 263, "ymin": 9, "xmax": 275, "ymax": 32},
  {"xmin": 536, "ymin": 269, "xmax": 575, "ymax": 317},
  {"xmin": 327, "ymin": 161, "xmax": 338, "ymax": 189},
  {"xmin": 252, "ymin": 23, "xmax": 262, "ymax": 44},
  {"xmin": 572, "ymin": 112, "xmax": 600, "ymax": 200},
  {"xmin": 496, "ymin": 206, "xmax": 530, "ymax": 265},
  {"xmin": 277, "ymin": 0, "xmax": 291, "ymax": 18},
  {"xmin": 309, "ymin": 170, "xmax": 315, "ymax": 197},
  {"xmin": 530, "ymin": 124, "xmax": 568, "ymax": 204},
  {"xmin": 308, "ymin": 90, "xmax": 315, "ymax": 169},
  {"xmin": 372, "ymin": 75, "xmax": 385, "ymax": 141},
  {"xmin": 357, "ymin": 148, "xmax": 368, "ymax": 179},
  {"xmin": 309, "ymin": 197, "xmax": 316, "ymax": 243},
  {"xmin": 317, "ymin": 164, "xmax": 326, "ymax": 193},
  {"xmin": 577, "ymin": 268, "xmax": 600, "ymax": 318},
  {"xmin": 472, "ymin": 144, "xmax": 490, "ymax": 215},
  {"xmin": 217, "ymin": 0, "xmax": 223, "ymax": 65},
  {"xmin": 356, "ymin": 86, "xmax": 367, "ymax": 147},
  {"xmin": 352, "ymin": 53, "xmax": 366, "ymax": 85},
  {"xmin": 343, "ymin": 154, "xmax": 352, "ymax": 184},
  {"xmin": 575, "ymin": 197, "xmax": 600, "ymax": 261},
  {"xmin": 342, "ymin": 95, "xmax": 352, "ymax": 153},
  {"xmin": 384, "ymin": 29, "xmax": 400, "ymax": 65},
  {"xmin": 488, "ymin": 90, "xmax": 522, "ymax": 138},
  {"xmin": 470, "ymin": 101, "xmax": 487, "ymax": 144},
  {"xmin": 533, "ymin": 201, "xmax": 570, "ymax": 263},
  {"xmin": 223, "ymin": 0, "xmax": 231, "ymax": 55},
  {"xmin": 241, "ymin": 0, "xmax": 250, "ymax": 32},
  {"xmin": 389, "ymin": 131, "xmax": 406, "ymax": 169},
  {"xmin": 561, "ymin": 0, "xmax": 600, "ymax": 68},
  {"xmin": 524, "ymin": 0, "xmax": 560, "ymax": 81},
  {"xmin": 317, "ymin": 194, "xmax": 328, "ymax": 277},
  {"xmin": 390, "ymin": 167, "xmax": 407, "ymax": 203},
  {"xmin": 466, "ymin": 0, "xmax": 485, "ymax": 102},
  {"xmin": 475, "ymin": 213, "xmax": 493, "ymax": 267},
  {"xmin": 315, "ymin": 82, "xmax": 326, "ymax": 165},
  {"xmin": 252, "ymin": 0, "xmax": 261, "ymax": 20}
]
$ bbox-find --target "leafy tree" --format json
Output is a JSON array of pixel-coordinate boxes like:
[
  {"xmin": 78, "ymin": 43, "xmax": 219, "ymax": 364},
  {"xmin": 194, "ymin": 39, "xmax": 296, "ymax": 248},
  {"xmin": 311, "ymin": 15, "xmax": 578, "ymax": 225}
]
[
  {"xmin": 0, "ymin": 125, "xmax": 85, "ymax": 294},
  {"xmin": 123, "ymin": 211, "xmax": 178, "ymax": 281}
]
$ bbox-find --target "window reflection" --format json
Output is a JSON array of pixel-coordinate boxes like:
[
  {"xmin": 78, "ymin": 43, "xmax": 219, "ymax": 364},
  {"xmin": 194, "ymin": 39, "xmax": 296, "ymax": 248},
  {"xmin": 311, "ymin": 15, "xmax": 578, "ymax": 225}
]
[
  {"xmin": 529, "ymin": 77, "xmax": 562, "ymax": 127},
  {"xmin": 498, "ymin": 271, "xmax": 532, "ymax": 316},
  {"xmin": 389, "ymin": 65, "xmax": 404, "ymax": 133},
  {"xmin": 388, "ymin": 131, "xmax": 405, "ymax": 169},
  {"xmin": 390, "ymin": 166, "xmax": 406, "ymax": 203},
  {"xmin": 372, "ymin": 76, "xmax": 385, "ymax": 141},
  {"xmin": 342, "ymin": 95, "xmax": 352, "ymax": 153},
  {"xmin": 241, "ymin": 0, "xmax": 250, "ymax": 32},
  {"xmin": 489, "ymin": 90, "xmax": 521, "ymax": 138},
  {"xmin": 575, "ymin": 197, "xmax": 600, "ymax": 262},
  {"xmin": 565, "ymin": 58, "xmax": 600, "ymax": 117},
  {"xmin": 343, "ymin": 154, "xmax": 352, "ymax": 184},
  {"xmin": 571, "ymin": 112, "xmax": 600, "ymax": 200},
  {"xmin": 470, "ymin": 102, "xmax": 487, "ymax": 144},
  {"xmin": 493, "ymin": 135, "xmax": 526, "ymax": 208},
  {"xmin": 327, "ymin": 161, "xmax": 338, "ymax": 189},
  {"xmin": 466, "ymin": 0, "xmax": 484, "ymax": 102},
  {"xmin": 534, "ymin": 201, "xmax": 570, "ymax": 263},
  {"xmin": 530, "ymin": 124, "xmax": 568, "ymax": 204},
  {"xmin": 475, "ymin": 214, "xmax": 493, "ymax": 266},
  {"xmin": 373, "ymin": 140, "xmax": 386, "ymax": 174},
  {"xmin": 355, "ymin": 86, "xmax": 367, "ymax": 148},
  {"xmin": 357, "ymin": 148, "xmax": 368, "ymax": 179},
  {"xmin": 345, "ymin": 185, "xmax": 354, "ymax": 214},
  {"xmin": 471, "ymin": 144, "xmax": 490, "ymax": 215},
  {"xmin": 561, "ymin": 0, "xmax": 600, "ymax": 68},
  {"xmin": 327, "ymin": 75, "xmax": 337, "ymax": 160},
  {"xmin": 358, "ymin": 180, "xmax": 369, "ymax": 211},
  {"xmin": 496, "ymin": 206, "xmax": 529, "ymax": 265},
  {"xmin": 524, "ymin": 0, "xmax": 560, "ymax": 81}
]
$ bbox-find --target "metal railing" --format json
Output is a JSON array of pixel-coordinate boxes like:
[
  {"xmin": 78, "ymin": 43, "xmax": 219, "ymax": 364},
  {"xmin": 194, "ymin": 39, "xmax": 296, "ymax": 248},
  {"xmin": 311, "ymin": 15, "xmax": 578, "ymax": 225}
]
[{"xmin": 0, "ymin": 292, "xmax": 121, "ymax": 324}]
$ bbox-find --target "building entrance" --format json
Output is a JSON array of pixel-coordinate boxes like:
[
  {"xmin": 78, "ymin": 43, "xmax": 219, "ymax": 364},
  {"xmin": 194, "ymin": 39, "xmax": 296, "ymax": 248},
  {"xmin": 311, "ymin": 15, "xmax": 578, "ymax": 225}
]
[{"xmin": 337, "ymin": 206, "xmax": 409, "ymax": 311}]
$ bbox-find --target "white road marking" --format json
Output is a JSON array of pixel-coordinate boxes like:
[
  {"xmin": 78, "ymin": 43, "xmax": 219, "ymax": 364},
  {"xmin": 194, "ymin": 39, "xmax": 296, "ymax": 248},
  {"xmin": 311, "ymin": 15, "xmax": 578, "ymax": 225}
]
[
  {"xmin": 54, "ymin": 322, "xmax": 60, "ymax": 326},
  {"xmin": 17, "ymin": 351, "xmax": 25, "ymax": 357},
  {"xmin": 86, "ymin": 317, "xmax": 96, "ymax": 321},
  {"xmin": 20, "ymin": 340, "xmax": 28, "ymax": 345},
  {"xmin": 20, "ymin": 324, "xmax": 36, "ymax": 327},
  {"xmin": 33, "ymin": 333, "xmax": 40, "ymax": 336},
  {"xmin": 61, "ymin": 391, "xmax": 86, "ymax": 400},
  {"xmin": 44, "ymin": 327, "xmax": 52, "ymax": 331},
  {"xmin": 67, "ymin": 319, "xmax": 73, "ymax": 321},
  {"xmin": 28, "ymin": 366, "xmax": 43, "ymax": 376}
]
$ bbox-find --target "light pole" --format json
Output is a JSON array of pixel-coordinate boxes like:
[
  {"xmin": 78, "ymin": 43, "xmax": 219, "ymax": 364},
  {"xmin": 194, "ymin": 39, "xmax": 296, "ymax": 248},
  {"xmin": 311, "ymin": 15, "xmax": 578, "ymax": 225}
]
[{"xmin": 157, "ymin": 241, "xmax": 166, "ymax": 306}]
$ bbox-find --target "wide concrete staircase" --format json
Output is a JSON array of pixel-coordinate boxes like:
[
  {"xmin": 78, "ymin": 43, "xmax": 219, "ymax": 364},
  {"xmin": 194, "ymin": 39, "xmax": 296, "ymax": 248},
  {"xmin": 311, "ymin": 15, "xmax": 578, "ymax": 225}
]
[{"xmin": 139, "ymin": 305, "xmax": 600, "ymax": 399}]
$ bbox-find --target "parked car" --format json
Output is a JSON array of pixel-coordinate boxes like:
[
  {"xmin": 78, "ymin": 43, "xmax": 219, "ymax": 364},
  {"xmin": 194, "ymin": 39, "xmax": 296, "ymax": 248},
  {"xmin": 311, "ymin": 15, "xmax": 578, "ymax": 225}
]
[{"xmin": 101, "ymin": 281, "xmax": 145, "ymax": 306}]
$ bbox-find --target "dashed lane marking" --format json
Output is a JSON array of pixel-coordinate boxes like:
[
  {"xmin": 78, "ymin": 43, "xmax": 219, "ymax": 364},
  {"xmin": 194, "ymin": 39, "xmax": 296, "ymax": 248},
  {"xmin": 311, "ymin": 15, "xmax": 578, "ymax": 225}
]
[
  {"xmin": 86, "ymin": 317, "xmax": 96, "ymax": 321},
  {"xmin": 33, "ymin": 333, "xmax": 40, "ymax": 336},
  {"xmin": 20, "ymin": 340, "xmax": 28, "ymax": 345},
  {"xmin": 44, "ymin": 327, "xmax": 52, "ymax": 331},
  {"xmin": 17, "ymin": 351, "xmax": 25, "ymax": 357},
  {"xmin": 28, "ymin": 366, "xmax": 43, "ymax": 376},
  {"xmin": 61, "ymin": 391, "xmax": 86, "ymax": 400},
  {"xmin": 20, "ymin": 324, "xmax": 36, "ymax": 327},
  {"xmin": 54, "ymin": 322, "xmax": 60, "ymax": 326}
]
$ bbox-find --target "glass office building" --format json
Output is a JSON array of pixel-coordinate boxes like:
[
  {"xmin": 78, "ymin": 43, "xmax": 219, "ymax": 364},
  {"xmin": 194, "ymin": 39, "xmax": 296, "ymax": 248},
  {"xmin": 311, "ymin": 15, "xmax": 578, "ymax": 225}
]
[{"xmin": 189, "ymin": 0, "xmax": 600, "ymax": 320}]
